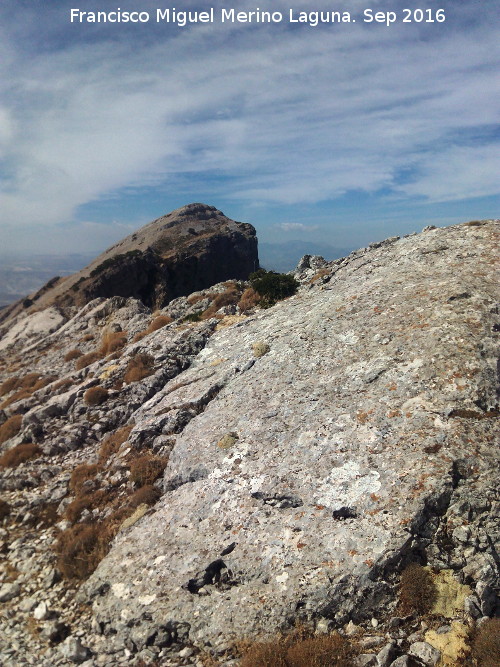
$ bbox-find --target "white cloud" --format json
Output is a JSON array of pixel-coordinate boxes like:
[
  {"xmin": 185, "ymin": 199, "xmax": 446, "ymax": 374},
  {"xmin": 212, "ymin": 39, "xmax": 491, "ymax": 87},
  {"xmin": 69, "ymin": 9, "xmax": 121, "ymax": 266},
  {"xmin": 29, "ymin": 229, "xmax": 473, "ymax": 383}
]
[
  {"xmin": 276, "ymin": 222, "xmax": 320, "ymax": 232},
  {"xmin": 0, "ymin": 0, "xmax": 499, "ymax": 236}
]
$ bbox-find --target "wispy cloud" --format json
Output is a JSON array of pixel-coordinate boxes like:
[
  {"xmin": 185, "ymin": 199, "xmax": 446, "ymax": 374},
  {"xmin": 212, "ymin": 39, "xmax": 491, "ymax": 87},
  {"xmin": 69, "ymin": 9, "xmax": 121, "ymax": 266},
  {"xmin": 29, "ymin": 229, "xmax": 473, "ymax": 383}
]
[
  {"xmin": 0, "ymin": 0, "xmax": 498, "ymax": 238},
  {"xmin": 276, "ymin": 222, "xmax": 320, "ymax": 232}
]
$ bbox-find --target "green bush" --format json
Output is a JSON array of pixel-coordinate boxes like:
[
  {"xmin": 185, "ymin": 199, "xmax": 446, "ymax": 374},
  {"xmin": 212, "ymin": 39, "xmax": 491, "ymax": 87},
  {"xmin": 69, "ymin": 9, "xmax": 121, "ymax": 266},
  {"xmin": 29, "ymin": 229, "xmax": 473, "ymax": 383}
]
[{"xmin": 249, "ymin": 270, "xmax": 299, "ymax": 307}]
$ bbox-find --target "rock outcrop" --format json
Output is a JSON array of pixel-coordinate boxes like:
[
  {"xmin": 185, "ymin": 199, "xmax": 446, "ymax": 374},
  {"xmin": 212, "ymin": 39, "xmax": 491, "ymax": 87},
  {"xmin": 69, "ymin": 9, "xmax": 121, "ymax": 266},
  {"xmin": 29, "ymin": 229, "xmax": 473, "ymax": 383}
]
[
  {"xmin": 0, "ymin": 218, "xmax": 498, "ymax": 666},
  {"xmin": 0, "ymin": 203, "xmax": 258, "ymax": 325}
]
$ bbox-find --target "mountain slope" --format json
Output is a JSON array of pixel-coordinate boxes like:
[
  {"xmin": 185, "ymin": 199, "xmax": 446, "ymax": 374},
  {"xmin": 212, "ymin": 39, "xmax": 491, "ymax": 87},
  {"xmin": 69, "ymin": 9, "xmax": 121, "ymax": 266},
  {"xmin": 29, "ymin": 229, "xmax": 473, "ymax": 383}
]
[{"xmin": 0, "ymin": 218, "xmax": 498, "ymax": 666}]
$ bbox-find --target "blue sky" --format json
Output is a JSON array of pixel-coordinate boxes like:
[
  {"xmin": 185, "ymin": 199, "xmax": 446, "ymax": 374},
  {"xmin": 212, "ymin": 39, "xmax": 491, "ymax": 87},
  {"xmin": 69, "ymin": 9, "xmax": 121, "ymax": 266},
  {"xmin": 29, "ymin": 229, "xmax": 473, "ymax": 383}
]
[{"xmin": 1, "ymin": 0, "xmax": 499, "ymax": 255}]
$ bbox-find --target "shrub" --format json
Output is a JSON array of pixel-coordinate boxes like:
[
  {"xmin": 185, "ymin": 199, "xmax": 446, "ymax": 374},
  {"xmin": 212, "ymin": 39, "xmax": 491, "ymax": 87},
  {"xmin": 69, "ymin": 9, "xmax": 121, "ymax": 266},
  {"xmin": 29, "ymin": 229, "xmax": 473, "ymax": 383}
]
[
  {"xmin": 0, "ymin": 376, "xmax": 21, "ymax": 396},
  {"xmin": 69, "ymin": 463, "xmax": 100, "ymax": 495},
  {"xmin": 249, "ymin": 270, "xmax": 299, "ymax": 307},
  {"xmin": 98, "ymin": 424, "xmax": 134, "ymax": 463},
  {"xmin": 123, "ymin": 353, "xmax": 155, "ymax": 384},
  {"xmin": 240, "ymin": 633, "xmax": 354, "ymax": 667},
  {"xmin": 182, "ymin": 311, "xmax": 202, "ymax": 323},
  {"xmin": 53, "ymin": 378, "xmax": 75, "ymax": 391},
  {"xmin": 133, "ymin": 315, "xmax": 173, "ymax": 342},
  {"xmin": 55, "ymin": 522, "xmax": 113, "ymax": 580},
  {"xmin": 0, "ymin": 443, "xmax": 41, "ymax": 467},
  {"xmin": 127, "ymin": 485, "xmax": 161, "ymax": 509},
  {"xmin": 129, "ymin": 454, "xmax": 168, "ymax": 486},
  {"xmin": 75, "ymin": 351, "xmax": 102, "ymax": 370},
  {"xmin": 0, "ymin": 374, "xmax": 58, "ymax": 408},
  {"xmin": 399, "ymin": 563, "xmax": 437, "ymax": 615},
  {"xmin": 240, "ymin": 642, "xmax": 289, "ymax": 667},
  {"xmin": 0, "ymin": 414, "xmax": 23, "ymax": 444},
  {"xmin": 99, "ymin": 331, "xmax": 128, "ymax": 356},
  {"xmin": 472, "ymin": 618, "xmax": 500, "ymax": 667},
  {"xmin": 84, "ymin": 386, "xmax": 109, "ymax": 406},
  {"xmin": 201, "ymin": 286, "xmax": 240, "ymax": 319},
  {"xmin": 238, "ymin": 287, "xmax": 261, "ymax": 312},
  {"xmin": 64, "ymin": 349, "xmax": 83, "ymax": 362},
  {"xmin": 286, "ymin": 634, "xmax": 354, "ymax": 667}
]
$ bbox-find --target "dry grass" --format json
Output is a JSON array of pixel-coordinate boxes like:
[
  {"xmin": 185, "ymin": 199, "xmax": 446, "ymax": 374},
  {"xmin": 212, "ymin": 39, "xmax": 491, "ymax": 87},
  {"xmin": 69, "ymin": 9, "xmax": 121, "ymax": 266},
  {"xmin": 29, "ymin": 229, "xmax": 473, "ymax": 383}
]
[
  {"xmin": 471, "ymin": 618, "xmax": 500, "ymax": 667},
  {"xmin": 308, "ymin": 268, "xmax": 331, "ymax": 284},
  {"xmin": 0, "ymin": 414, "xmax": 23, "ymax": 444},
  {"xmin": 99, "ymin": 331, "xmax": 128, "ymax": 356},
  {"xmin": 129, "ymin": 454, "xmax": 168, "ymax": 486},
  {"xmin": 123, "ymin": 353, "xmax": 155, "ymax": 383},
  {"xmin": 201, "ymin": 286, "xmax": 240, "ymax": 319},
  {"xmin": 75, "ymin": 351, "xmax": 102, "ymax": 370},
  {"xmin": 127, "ymin": 484, "xmax": 161, "ymax": 509},
  {"xmin": 238, "ymin": 287, "xmax": 261, "ymax": 313},
  {"xmin": 55, "ymin": 522, "xmax": 114, "ymax": 580},
  {"xmin": 53, "ymin": 378, "xmax": 75, "ymax": 391},
  {"xmin": 69, "ymin": 463, "xmax": 100, "ymax": 495},
  {"xmin": 84, "ymin": 385, "xmax": 109, "ymax": 406},
  {"xmin": 399, "ymin": 563, "xmax": 437, "ymax": 615},
  {"xmin": 187, "ymin": 292, "xmax": 212, "ymax": 305},
  {"xmin": 64, "ymin": 349, "xmax": 83, "ymax": 362},
  {"xmin": 98, "ymin": 424, "xmax": 134, "ymax": 463},
  {"xmin": 80, "ymin": 333, "xmax": 94, "ymax": 342},
  {"xmin": 240, "ymin": 632, "xmax": 354, "ymax": 667},
  {"xmin": 0, "ymin": 374, "xmax": 57, "ymax": 407},
  {"xmin": 133, "ymin": 315, "xmax": 174, "ymax": 342},
  {"xmin": 0, "ymin": 442, "xmax": 41, "ymax": 467}
]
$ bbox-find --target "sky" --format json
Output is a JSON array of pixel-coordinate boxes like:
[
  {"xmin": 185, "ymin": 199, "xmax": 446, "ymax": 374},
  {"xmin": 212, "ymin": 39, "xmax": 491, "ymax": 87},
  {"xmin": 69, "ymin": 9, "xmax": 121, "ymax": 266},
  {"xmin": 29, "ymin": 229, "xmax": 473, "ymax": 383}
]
[{"xmin": 1, "ymin": 0, "xmax": 499, "ymax": 256}]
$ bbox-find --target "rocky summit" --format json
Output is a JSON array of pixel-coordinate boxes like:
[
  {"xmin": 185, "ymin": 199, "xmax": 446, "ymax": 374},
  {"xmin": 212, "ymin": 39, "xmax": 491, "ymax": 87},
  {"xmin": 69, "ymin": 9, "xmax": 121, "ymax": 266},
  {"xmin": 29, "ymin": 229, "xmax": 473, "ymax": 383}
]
[
  {"xmin": 0, "ymin": 217, "xmax": 498, "ymax": 667},
  {"xmin": 0, "ymin": 203, "xmax": 258, "ymax": 326}
]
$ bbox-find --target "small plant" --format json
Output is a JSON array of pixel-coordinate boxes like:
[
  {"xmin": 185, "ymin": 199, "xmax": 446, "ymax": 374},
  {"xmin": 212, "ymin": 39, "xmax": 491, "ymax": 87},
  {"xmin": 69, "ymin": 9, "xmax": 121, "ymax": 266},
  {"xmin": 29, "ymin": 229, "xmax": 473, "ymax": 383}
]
[
  {"xmin": 249, "ymin": 270, "xmax": 299, "ymax": 307},
  {"xmin": 252, "ymin": 341, "xmax": 270, "ymax": 358},
  {"xmin": 238, "ymin": 287, "xmax": 261, "ymax": 312},
  {"xmin": 123, "ymin": 353, "xmax": 155, "ymax": 383},
  {"xmin": 398, "ymin": 562, "xmax": 437, "ymax": 615},
  {"xmin": 69, "ymin": 463, "xmax": 100, "ymax": 495},
  {"xmin": 98, "ymin": 424, "xmax": 134, "ymax": 463},
  {"xmin": 64, "ymin": 349, "xmax": 83, "ymax": 362},
  {"xmin": 99, "ymin": 331, "xmax": 128, "ymax": 356},
  {"xmin": 55, "ymin": 522, "xmax": 113, "ymax": 580},
  {"xmin": 182, "ymin": 311, "xmax": 202, "ymax": 323},
  {"xmin": 240, "ymin": 632, "xmax": 355, "ymax": 667},
  {"xmin": 201, "ymin": 285, "xmax": 240, "ymax": 319},
  {"xmin": 0, "ymin": 414, "xmax": 23, "ymax": 444},
  {"xmin": 472, "ymin": 618, "xmax": 500, "ymax": 667},
  {"xmin": 133, "ymin": 315, "xmax": 173, "ymax": 342},
  {"xmin": 84, "ymin": 386, "xmax": 109, "ymax": 406},
  {"xmin": 75, "ymin": 351, "xmax": 102, "ymax": 370},
  {"xmin": 0, "ymin": 442, "xmax": 41, "ymax": 467},
  {"xmin": 129, "ymin": 454, "xmax": 168, "ymax": 486},
  {"xmin": 127, "ymin": 484, "xmax": 161, "ymax": 509}
]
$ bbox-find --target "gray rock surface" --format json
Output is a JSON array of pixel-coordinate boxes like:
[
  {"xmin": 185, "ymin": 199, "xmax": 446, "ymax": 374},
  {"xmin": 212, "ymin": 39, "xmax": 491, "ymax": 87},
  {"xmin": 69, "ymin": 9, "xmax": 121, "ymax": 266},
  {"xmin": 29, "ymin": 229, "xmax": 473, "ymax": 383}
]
[{"xmin": 0, "ymin": 218, "xmax": 498, "ymax": 665}]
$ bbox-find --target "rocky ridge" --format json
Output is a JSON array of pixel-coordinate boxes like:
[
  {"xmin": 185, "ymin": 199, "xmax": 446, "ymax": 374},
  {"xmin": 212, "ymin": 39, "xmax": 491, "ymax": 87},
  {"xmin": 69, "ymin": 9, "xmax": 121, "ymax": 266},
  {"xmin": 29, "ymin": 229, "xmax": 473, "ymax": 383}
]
[
  {"xmin": 0, "ymin": 218, "xmax": 498, "ymax": 666},
  {"xmin": 0, "ymin": 203, "xmax": 258, "ymax": 327}
]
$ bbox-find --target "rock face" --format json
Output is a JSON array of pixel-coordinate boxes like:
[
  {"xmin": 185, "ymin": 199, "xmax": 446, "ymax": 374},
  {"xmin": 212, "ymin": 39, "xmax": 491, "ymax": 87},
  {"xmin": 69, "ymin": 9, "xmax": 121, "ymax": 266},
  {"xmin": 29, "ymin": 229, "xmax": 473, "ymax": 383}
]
[
  {"xmin": 0, "ymin": 218, "xmax": 498, "ymax": 666},
  {"xmin": 0, "ymin": 203, "xmax": 258, "ymax": 324}
]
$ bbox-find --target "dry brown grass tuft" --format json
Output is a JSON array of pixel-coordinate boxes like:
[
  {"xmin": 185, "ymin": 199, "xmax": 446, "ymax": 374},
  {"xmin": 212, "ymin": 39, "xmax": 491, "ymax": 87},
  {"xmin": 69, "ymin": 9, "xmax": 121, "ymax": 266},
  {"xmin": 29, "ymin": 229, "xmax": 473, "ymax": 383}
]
[
  {"xmin": 240, "ymin": 632, "xmax": 354, "ymax": 667},
  {"xmin": 0, "ymin": 414, "xmax": 23, "ymax": 444},
  {"xmin": 98, "ymin": 424, "xmax": 134, "ymax": 463},
  {"xmin": 99, "ymin": 331, "xmax": 128, "ymax": 356},
  {"xmin": 64, "ymin": 349, "xmax": 83, "ymax": 362},
  {"xmin": 0, "ymin": 376, "xmax": 21, "ymax": 396},
  {"xmin": 133, "ymin": 315, "xmax": 173, "ymax": 342},
  {"xmin": 238, "ymin": 287, "xmax": 261, "ymax": 313},
  {"xmin": 187, "ymin": 292, "xmax": 212, "ymax": 305},
  {"xmin": 55, "ymin": 522, "xmax": 114, "ymax": 580},
  {"xmin": 471, "ymin": 618, "xmax": 500, "ymax": 667},
  {"xmin": 53, "ymin": 378, "xmax": 75, "ymax": 391},
  {"xmin": 0, "ymin": 442, "xmax": 41, "ymax": 467},
  {"xmin": 399, "ymin": 563, "xmax": 437, "ymax": 615},
  {"xmin": 69, "ymin": 463, "xmax": 100, "ymax": 495},
  {"xmin": 129, "ymin": 454, "xmax": 168, "ymax": 486},
  {"xmin": 83, "ymin": 385, "xmax": 109, "ymax": 406},
  {"xmin": 201, "ymin": 286, "xmax": 240, "ymax": 319},
  {"xmin": 75, "ymin": 351, "xmax": 102, "ymax": 370},
  {"xmin": 308, "ymin": 268, "xmax": 331, "ymax": 284},
  {"xmin": 123, "ymin": 353, "xmax": 155, "ymax": 384},
  {"xmin": 127, "ymin": 484, "xmax": 161, "ymax": 509},
  {"xmin": 80, "ymin": 333, "xmax": 94, "ymax": 342},
  {"xmin": 0, "ymin": 374, "xmax": 58, "ymax": 407}
]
